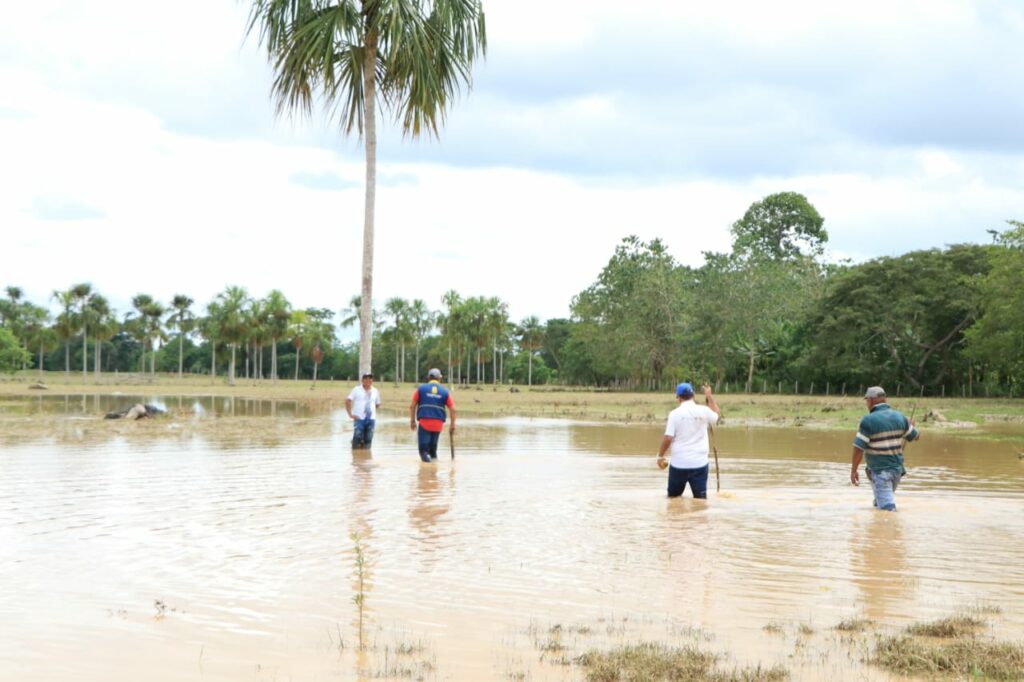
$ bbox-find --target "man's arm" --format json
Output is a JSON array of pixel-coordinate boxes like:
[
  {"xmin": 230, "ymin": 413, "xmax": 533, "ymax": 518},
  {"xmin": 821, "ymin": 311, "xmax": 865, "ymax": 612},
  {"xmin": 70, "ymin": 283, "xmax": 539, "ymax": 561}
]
[
  {"xmin": 850, "ymin": 447, "xmax": 864, "ymax": 486},
  {"xmin": 409, "ymin": 397, "xmax": 417, "ymax": 431},
  {"xmin": 345, "ymin": 398, "xmax": 354, "ymax": 419},
  {"xmin": 656, "ymin": 435, "xmax": 673, "ymax": 466},
  {"xmin": 448, "ymin": 404, "xmax": 456, "ymax": 434},
  {"xmin": 702, "ymin": 384, "xmax": 721, "ymax": 417}
]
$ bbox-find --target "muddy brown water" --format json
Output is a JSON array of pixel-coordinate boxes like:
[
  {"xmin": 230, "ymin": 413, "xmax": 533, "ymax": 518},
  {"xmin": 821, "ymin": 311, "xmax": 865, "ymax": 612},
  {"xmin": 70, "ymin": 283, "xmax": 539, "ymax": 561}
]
[{"xmin": 1, "ymin": 399, "xmax": 1022, "ymax": 680}]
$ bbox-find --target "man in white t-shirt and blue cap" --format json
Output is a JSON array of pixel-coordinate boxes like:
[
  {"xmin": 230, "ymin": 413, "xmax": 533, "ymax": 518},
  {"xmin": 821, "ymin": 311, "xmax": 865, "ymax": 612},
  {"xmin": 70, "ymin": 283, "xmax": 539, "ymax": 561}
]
[{"xmin": 656, "ymin": 382, "xmax": 721, "ymax": 498}]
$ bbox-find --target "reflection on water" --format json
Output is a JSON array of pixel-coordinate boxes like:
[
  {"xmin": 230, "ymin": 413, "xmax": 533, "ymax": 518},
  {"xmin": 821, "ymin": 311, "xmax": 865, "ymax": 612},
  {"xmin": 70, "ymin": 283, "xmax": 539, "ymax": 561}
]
[
  {"xmin": 0, "ymin": 404, "xmax": 1022, "ymax": 681},
  {"xmin": 0, "ymin": 393, "xmax": 324, "ymax": 417}
]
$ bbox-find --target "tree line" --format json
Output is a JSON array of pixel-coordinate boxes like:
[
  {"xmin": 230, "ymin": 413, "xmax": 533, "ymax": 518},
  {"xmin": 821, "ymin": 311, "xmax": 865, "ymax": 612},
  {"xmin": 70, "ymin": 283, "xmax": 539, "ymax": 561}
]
[{"xmin": 2, "ymin": 194, "xmax": 1021, "ymax": 395}]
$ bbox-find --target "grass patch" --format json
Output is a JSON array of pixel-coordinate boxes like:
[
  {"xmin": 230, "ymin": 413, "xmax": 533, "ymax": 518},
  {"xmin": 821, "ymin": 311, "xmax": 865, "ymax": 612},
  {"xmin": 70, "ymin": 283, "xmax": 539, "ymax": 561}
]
[
  {"xmin": 906, "ymin": 615, "xmax": 986, "ymax": 638},
  {"xmin": 762, "ymin": 622, "xmax": 784, "ymax": 635},
  {"xmin": 873, "ymin": 635, "xmax": 1024, "ymax": 679},
  {"xmin": 833, "ymin": 618, "xmax": 872, "ymax": 633},
  {"xmin": 576, "ymin": 642, "xmax": 787, "ymax": 682}
]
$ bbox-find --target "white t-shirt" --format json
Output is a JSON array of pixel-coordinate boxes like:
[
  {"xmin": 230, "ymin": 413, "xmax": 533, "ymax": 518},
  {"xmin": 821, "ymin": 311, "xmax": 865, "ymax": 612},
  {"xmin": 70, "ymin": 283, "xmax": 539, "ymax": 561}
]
[
  {"xmin": 664, "ymin": 399, "xmax": 719, "ymax": 469},
  {"xmin": 347, "ymin": 386, "xmax": 381, "ymax": 419}
]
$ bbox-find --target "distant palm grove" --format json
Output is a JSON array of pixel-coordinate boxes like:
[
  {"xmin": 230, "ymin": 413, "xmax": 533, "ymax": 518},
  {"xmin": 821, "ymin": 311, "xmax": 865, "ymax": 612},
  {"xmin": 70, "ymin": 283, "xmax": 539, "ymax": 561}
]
[{"xmin": 2, "ymin": 194, "xmax": 1022, "ymax": 396}]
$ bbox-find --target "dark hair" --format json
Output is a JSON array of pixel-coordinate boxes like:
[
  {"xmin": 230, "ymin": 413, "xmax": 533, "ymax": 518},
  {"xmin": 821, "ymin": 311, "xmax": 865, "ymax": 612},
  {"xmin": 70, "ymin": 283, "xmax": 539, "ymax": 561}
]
[{"xmin": 361, "ymin": 373, "xmax": 373, "ymax": 379}]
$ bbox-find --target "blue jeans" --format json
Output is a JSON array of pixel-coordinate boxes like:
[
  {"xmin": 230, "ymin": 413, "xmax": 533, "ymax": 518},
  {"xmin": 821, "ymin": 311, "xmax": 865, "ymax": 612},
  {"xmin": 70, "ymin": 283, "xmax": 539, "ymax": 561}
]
[
  {"xmin": 667, "ymin": 464, "xmax": 709, "ymax": 498},
  {"xmin": 869, "ymin": 468, "xmax": 902, "ymax": 511},
  {"xmin": 417, "ymin": 427, "xmax": 440, "ymax": 462},
  {"xmin": 352, "ymin": 418, "xmax": 375, "ymax": 448}
]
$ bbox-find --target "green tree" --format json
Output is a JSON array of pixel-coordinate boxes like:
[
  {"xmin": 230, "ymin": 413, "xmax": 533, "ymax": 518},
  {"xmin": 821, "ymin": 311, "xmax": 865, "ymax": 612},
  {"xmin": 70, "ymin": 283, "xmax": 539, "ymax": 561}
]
[
  {"xmin": 808, "ymin": 245, "xmax": 991, "ymax": 392},
  {"xmin": 167, "ymin": 294, "xmax": 196, "ymax": 379},
  {"xmin": 571, "ymin": 236, "xmax": 686, "ymax": 387},
  {"xmin": 966, "ymin": 220, "xmax": 1024, "ymax": 387},
  {"xmin": 731, "ymin": 192, "xmax": 827, "ymax": 261},
  {"xmin": 0, "ymin": 328, "xmax": 30, "ymax": 374},
  {"xmin": 288, "ymin": 309, "xmax": 310, "ymax": 381},
  {"xmin": 85, "ymin": 293, "xmax": 118, "ymax": 377},
  {"xmin": 264, "ymin": 290, "xmax": 292, "ymax": 383},
  {"xmin": 517, "ymin": 315, "xmax": 543, "ymax": 386},
  {"xmin": 0, "ymin": 286, "xmax": 28, "ymax": 370},
  {"xmin": 212, "ymin": 286, "xmax": 249, "ymax": 385},
  {"xmin": 51, "ymin": 288, "xmax": 78, "ymax": 379},
  {"xmin": 22, "ymin": 304, "xmax": 56, "ymax": 378},
  {"xmin": 408, "ymin": 298, "xmax": 433, "ymax": 382},
  {"xmin": 246, "ymin": 0, "xmax": 487, "ymax": 378},
  {"xmin": 70, "ymin": 282, "xmax": 93, "ymax": 379}
]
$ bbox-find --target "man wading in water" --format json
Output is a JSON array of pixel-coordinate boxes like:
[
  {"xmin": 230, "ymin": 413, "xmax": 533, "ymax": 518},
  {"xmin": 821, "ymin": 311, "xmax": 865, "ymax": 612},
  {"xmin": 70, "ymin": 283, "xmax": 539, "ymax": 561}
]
[
  {"xmin": 850, "ymin": 386, "xmax": 920, "ymax": 511},
  {"xmin": 657, "ymin": 382, "xmax": 721, "ymax": 498},
  {"xmin": 410, "ymin": 368, "xmax": 456, "ymax": 463}
]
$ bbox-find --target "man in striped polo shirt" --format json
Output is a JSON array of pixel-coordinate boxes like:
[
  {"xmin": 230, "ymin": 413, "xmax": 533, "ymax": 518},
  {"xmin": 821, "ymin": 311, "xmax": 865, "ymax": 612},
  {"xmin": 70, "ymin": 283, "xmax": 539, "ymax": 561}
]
[{"xmin": 850, "ymin": 386, "xmax": 920, "ymax": 511}]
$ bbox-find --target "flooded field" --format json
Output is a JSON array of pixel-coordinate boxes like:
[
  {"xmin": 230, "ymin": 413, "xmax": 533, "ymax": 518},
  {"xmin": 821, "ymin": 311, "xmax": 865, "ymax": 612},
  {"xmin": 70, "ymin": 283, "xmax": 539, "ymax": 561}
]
[{"xmin": 1, "ymin": 396, "xmax": 1022, "ymax": 680}]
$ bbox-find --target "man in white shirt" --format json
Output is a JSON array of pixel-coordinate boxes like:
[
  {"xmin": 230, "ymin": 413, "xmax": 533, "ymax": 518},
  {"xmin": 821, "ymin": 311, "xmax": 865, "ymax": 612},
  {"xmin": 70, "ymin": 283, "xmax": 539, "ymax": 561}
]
[
  {"xmin": 656, "ymin": 382, "xmax": 721, "ymax": 498},
  {"xmin": 346, "ymin": 373, "xmax": 382, "ymax": 449}
]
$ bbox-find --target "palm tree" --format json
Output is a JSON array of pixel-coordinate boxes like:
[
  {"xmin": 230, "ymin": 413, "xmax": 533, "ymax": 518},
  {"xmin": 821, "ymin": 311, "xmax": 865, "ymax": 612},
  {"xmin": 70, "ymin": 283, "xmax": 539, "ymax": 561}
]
[
  {"xmin": 84, "ymin": 294, "xmax": 116, "ymax": 378},
  {"xmin": 1, "ymin": 287, "xmax": 27, "ymax": 370},
  {"xmin": 408, "ymin": 299, "xmax": 433, "ymax": 383},
  {"xmin": 485, "ymin": 296, "xmax": 508, "ymax": 384},
  {"xmin": 384, "ymin": 297, "xmax": 410, "ymax": 383},
  {"xmin": 246, "ymin": 0, "xmax": 487, "ymax": 378},
  {"xmin": 167, "ymin": 294, "xmax": 195, "ymax": 379},
  {"xmin": 518, "ymin": 315, "xmax": 544, "ymax": 387},
  {"xmin": 212, "ymin": 286, "xmax": 249, "ymax": 385},
  {"xmin": 70, "ymin": 283, "xmax": 92, "ymax": 379},
  {"xmin": 130, "ymin": 294, "xmax": 155, "ymax": 372},
  {"xmin": 263, "ymin": 290, "xmax": 291, "ymax": 383},
  {"xmin": 439, "ymin": 290, "xmax": 461, "ymax": 382},
  {"xmin": 198, "ymin": 312, "xmax": 222, "ymax": 382},
  {"xmin": 143, "ymin": 302, "xmax": 166, "ymax": 374},
  {"xmin": 51, "ymin": 288, "xmax": 77, "ymax": 379},
  {"xmin": 21, "ymin": 304, "xmax": 53, "ymax": 379},
  {"xmin": 288, "ymin": 309, "xmax": 310, "ymax": 381}
]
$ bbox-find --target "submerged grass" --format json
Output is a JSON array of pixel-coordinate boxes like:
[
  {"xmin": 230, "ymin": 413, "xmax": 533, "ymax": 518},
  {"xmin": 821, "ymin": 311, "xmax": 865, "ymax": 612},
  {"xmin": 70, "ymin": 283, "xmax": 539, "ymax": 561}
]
[
  {"xmin": 873, "ymin": 635, "xmax": 1024, "ymax": 679},
  {"xmin": 576, "ymin": 642, "xmax": 788, "ymax": 682},
  {"xmin": 906, "ymin": 614, "xmax": 987, "ymax": 638}
]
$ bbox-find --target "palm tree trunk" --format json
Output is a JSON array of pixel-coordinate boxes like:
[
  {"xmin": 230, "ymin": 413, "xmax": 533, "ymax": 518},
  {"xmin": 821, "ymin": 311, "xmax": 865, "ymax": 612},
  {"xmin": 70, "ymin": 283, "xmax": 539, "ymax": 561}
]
[
  {"xmin": 415, "ymin": 341, "xmax": 420, "ymax": 383},
  {"xmin": 528, "ymin": 352, "xmax": 533, "ymax": 387},
  {"xmin": 229, "ymin": 344, "xmax": 236, "ymax": 386},
  {"xmin": 150, "ymin": 342, "xmax": 156, "ymax": 374},
  {"xmin": 294, "ymin": 349, "xmax": 300, "ymax": 381},
  {"xmin": 357, "ymin": 30, "xmax": 379, "ymax": 377},
  {"xmin": 94, "ymin": 338, "xmax": 101, "ymax": 379},
  {"xmin": 394, "ymin": 345, "xmax": 399, "ymax": 385},
  {"xmin": 82, "ymin": 329, "xmax": 88, "ymax": 379},
  {"xmin": 211, "ymin": 345, "xmax": 216, "ymax": 383},
  {"xmin": 178, "ymin": 331, "xmax": 184, "ymax": 379},
  {"xmin": 447, "ymin": 343, "xmax": 452, "ymax": 383},
  {"xmin": 746, "ymin": 341, "xmax": 756, "ymax": 392},
  {"xmin": 38, "ymin": 344, "xmax": 44, "ymax": 379},
  {"xmin": 272, "ymin": 337, "xmax": 278, "ymax": 384}
]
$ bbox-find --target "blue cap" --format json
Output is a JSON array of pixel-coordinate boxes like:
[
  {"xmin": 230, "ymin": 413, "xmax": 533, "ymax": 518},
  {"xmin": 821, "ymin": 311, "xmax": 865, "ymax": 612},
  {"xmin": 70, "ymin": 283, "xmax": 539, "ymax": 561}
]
[{"xmin": 676, "ymin": 382, "xmax": 694, "ymax": 398}]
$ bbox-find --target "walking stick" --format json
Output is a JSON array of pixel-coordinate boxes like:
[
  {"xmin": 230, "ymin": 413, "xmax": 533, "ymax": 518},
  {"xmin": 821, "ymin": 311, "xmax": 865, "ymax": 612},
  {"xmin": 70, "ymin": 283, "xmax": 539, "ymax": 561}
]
[
  {"xmin": 708, "ymin": 425, "xmax": 721, "ymax": 492},
  {"xmin": 449, "ymin": 429, "xmax": 455, "ymax": 460}
]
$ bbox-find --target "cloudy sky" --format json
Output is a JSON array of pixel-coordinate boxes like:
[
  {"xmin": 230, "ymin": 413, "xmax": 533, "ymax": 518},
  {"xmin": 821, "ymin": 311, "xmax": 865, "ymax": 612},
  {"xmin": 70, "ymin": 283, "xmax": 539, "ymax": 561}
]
[{"xmin": 2, "ymin": 0, "xmax": 1022, "ymax": 331}]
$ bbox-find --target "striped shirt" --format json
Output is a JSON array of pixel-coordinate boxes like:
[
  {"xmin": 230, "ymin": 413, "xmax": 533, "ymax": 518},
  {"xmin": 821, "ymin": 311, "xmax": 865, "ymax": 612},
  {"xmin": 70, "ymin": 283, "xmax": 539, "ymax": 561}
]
[{"xmin": 853, "ymin": 403, "xmax": 919, "ymax": 472}]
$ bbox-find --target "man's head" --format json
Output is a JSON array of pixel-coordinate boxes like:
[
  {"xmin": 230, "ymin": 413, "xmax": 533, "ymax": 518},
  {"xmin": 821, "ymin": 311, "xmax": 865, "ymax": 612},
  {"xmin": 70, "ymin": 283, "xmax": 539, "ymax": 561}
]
[
  {"xmin": 427, "ymin": 368, "xmax": 442, "ymax": 381},
  {"xmin": 361, "ymin": 373, "xmax": 373, "ymax": 389},
  {"xmin": 675, "ymin": 382, "xmax": 695, "ymax": 401},
  {"xmin": 864, "ymin": 385, "xmax": 886, "ymax": 409}
]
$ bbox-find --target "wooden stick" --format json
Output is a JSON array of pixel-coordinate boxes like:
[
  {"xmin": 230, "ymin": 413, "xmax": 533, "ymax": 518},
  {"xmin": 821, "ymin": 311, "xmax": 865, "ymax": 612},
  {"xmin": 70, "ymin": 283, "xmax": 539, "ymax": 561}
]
[
  {"xmin": 450, "ymin": 430, "xmax": 455, "ymax": 460},
  {"xmin": 708, "ymin": 425, "xmax": 721, "ymax": 492}
]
